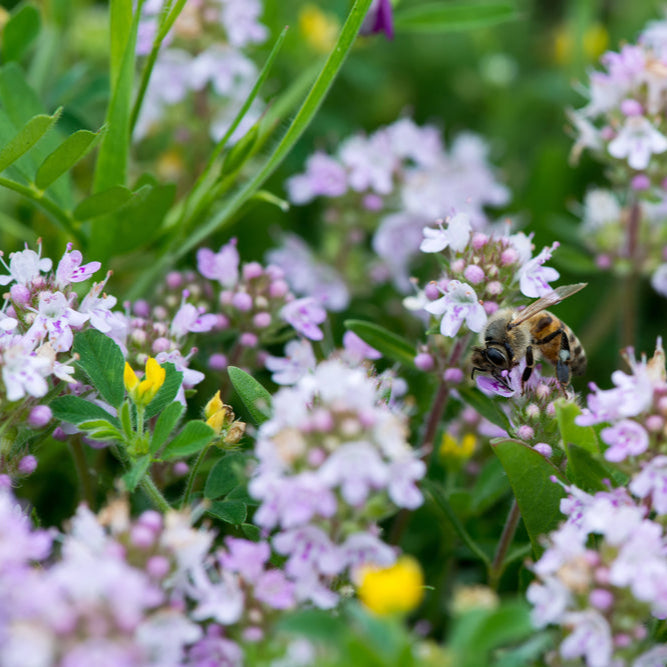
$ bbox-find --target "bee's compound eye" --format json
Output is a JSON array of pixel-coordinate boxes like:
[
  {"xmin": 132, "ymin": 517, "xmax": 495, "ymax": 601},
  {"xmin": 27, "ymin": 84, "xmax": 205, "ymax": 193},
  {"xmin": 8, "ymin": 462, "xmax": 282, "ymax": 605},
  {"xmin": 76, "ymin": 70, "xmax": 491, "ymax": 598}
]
[{"xmin": 485, "ymin": 347, "xmax": 507, "ymax": 367}]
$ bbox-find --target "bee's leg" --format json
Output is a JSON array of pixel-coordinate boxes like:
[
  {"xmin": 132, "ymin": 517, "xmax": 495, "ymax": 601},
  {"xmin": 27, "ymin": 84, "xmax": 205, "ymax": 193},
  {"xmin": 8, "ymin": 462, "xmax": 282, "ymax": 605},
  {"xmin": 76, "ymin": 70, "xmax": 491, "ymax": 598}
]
[
  {"xmin": 556, "ymin": 330, "xmax": 572, "ymax": 387},
  {"xmin": 521, "ymin": 345, "xmax": 534, "ymax": 388}
]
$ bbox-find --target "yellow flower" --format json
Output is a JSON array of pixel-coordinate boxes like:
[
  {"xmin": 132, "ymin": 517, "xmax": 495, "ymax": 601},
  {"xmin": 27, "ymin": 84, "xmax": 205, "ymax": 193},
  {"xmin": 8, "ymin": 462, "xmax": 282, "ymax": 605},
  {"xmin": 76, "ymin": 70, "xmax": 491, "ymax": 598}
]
[
  {"xmin": 357, "ymin": 556, "xmax": 424, "ymax": 615},
  {"xmin": 440, "ymin": 433, "xmax": 476, "ymax": 460},
  {"xmin": 205, "ymin": 390, "xmax": 229, "ymax": 434},
  {"xmin": 554, "ymin": 23, "xmax": 609, "ymax": 65},
  {"xmin": 125, "ymin": 358, "xmax": 166, "ymax": 406},
  {"xmin": 299, "ymin": 4, "xmax": 339, "ymax": 54}
]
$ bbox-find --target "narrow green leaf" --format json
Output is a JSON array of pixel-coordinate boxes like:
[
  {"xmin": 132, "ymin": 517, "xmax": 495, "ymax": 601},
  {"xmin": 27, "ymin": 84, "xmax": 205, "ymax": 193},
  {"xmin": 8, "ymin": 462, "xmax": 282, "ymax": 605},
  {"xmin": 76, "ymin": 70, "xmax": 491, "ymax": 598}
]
[
  {"xmin": 72, "ymin": 329, "xmax": 126, "ymax": 408},
  {"xmin": 161, "ymin": 421, "xmax": 215, "ymax": 460},
  {"xmin": 344, "ymin": 319, "xmax": 416, "ymax": 366},
  {"xmin": 457, "ymin": 386, "xmax": 512, "ymax": 432},
  {"xmin": 227, "ymin": 366, "xmax": 272, "ymax": 425},
  {"xmin": 555, "ymin": 399, "xmax": 599, "ymax": 454},
  {"xmin": 73, "ymin": 185, "xmax": 132, "ymax": 220},
  {"xmin": 207, "ymin": 500, "xmax": 247, "ymax": 525},
  {"xmin": 35, "ymin": 129, "xmax": 103, "ymax": 190},
  {"xmin": 123, "ymin": 454, "xmax": 150, "ymax": 492},
  {"xmin": 145, "ymin": 363, "xmax": 184, "ymax": 419},
  {"xmin": 394, "ymin": 1, "xmax": 519, "ymax": 33},
  {"xmin": 221, "ymin": 123, "xmax": 259, "ymax": 175},
  {"xmin": 204, "ymin": 452, "xmax": 247, "ymax": 500},
  {"xmin": 50, "ymin": 394, "xmax": 119, "ymax": 427},
  {"xmin": 93, "ymin": 0, "xmax": 138, "ymax": 192},
  {"xmin": 492, "ymin": 438, "xmax": 567, "ymax": 555},
  {"xmin": 110, "ymin": 0, "xmax": 133, "ymax": 85},
  {"xmin": 0, "ymin": 110, "xmax": 61, "ymax": 174},
  {"xmin": 150, "ymin": 401, "xmax": 185, "ymax": 454},
  {"xmin": 277, "ymin": 610, "xmax": 347, "ymax": 643},
  {"xmin": 2, "ymin": 5, "xmax": 41, "ymax": 63}
]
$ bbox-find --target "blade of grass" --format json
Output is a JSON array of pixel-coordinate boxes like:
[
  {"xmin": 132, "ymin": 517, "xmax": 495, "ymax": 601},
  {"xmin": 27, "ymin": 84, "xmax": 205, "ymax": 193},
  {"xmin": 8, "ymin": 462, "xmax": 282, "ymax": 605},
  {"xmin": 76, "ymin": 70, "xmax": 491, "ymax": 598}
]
[{"xmin": 126, "ymin": 0, "xmax": 373, "ymax": 299}]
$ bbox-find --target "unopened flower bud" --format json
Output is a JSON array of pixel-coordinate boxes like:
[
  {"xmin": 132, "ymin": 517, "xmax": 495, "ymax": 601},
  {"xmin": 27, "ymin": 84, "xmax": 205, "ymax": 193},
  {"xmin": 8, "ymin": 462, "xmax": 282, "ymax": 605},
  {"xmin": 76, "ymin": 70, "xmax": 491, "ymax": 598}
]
[
  {"xmin": 10, "ymin": 284, "xmax": 30, "ymax": 305},
  {"xmin": 516, "ymin": 425, "xmax": 534, "ymax": 441},
  {"xmin": 269, "ymin": 280, "xmax": 289, "ymax": 298},
  {"xmin": 28, "ymin": 405, "xmax": 52, "ymax": 428},
  {"xmin": 232, "ymin": 292, "xmax": 253, "ymax": 312},
  {"xmin": 208, "ymin": 353, "xmax": 227, "ymax": 371},
  {"xmin": 243, "ymin": 262, "xmax": 264, "ymax": 280},
  {"xmin": 253, "ymin": 312, "xmax": 271, "ymax": 329},
  {"xmin": 443, "ymin": 367, "xmax": 464, "ymax": 383},
  {"xmin": 533, "ymin": 443, "xmax": 552, "ymax": 458},
  {"xmin": 239, "ymin": 332, "xmax": 258, "ymax": 347},
  {"xmin": 463, "ymin": 264, "xmax": 485, "ymax": 284},
  {"xmin": 424, "ymin": 282, "xmax": 441, "ymax": 300},
  {"xmin": 414, "ymin": 352, "xmax": 435, "ymax": 372},
  {"xmin": 18, "ymin": 455, "xmax": 37, "ymax": 475}
]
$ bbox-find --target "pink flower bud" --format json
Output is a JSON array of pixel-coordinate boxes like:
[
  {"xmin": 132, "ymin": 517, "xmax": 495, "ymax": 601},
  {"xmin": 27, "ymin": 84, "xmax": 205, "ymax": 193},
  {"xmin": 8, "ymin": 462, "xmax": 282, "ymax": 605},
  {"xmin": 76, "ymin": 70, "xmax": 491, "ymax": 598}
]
[
  {"xmin": 239, "ymin": 332, "xmax": 258, "ymax": 347},
  {"xmin": 165, "ymin": 272, "xmax": 183, "ymax": 289},
  {"xmin": 10, "ymin": 284, "xmax": 30, "ymax": 305},
  {"xmin": 152, "ymin": 337, "xmax": 171, "ymax": 353},
  {"xmin": 500, "ymin": 248, "xmax": 519, "ymax": 265},
  {"xmin": 483, "ymin": 301, "xmax": 499, "ymax": 315},
  {"xmin": 451, "ymin": 258, "xmax": 465, "ymax": 273},
  {"xmin": 243, "ymin": 262, "xmax": 264, "ymax": 280},
  {"xmin": 253, "ymin": 312, "xmax": 272, "ymax": 329},
  {"xmin": 516, "ymin": 425, "xmax": 534, "ymax": 441},
  {"xmin": 414, "ymin": 352, "xmax": 435, "ymax": 371},
  {"xmin": 471, "ymin": 232, "xmax": 488, "ymax": 249},
  {"xmin": 147, "ymin": 555, "xmax": 170, "ymax": 579},
  {"xmin": 269, "ymin": 280, "xmax": 289, "ymax": 298},
  {"xmin": 208, "ymin": 353, "xmax": 228, "ymax": 371},
  {"xmin": 443, "ymin": 367, "xmax": 464, "ymax": 383},
  {"xmin": 28, "ymin": 405, "xmax": 52, "ymax": 428},
  {"xmin": 232, "ymin": 292, "xmax": 253, "ymax": 312},
  {"xmin": 132, "ymin": 299, "xmax": 151, "ymax": 317},
  {"xmin": 363, "ymin": 193, "xmax": 384, "ymax": 210},
  {"xmin": 631, "ymin": 174, "xmax": 650, "ymax": 191},
  {"xmin": 18, "ymin": 455, "xmax": 37, "ymax": 475},
  {"xmin": 533, "ymin": 443, "xmax": 552, "ymax": 458},
  {"xmin": 173, "ymin": 461, "xmax": 189, "ymax": 477},
  {"xmin": 620, "ymin": 98, "xmax": 643, "ymax": 116},
  {"xmin": 463, "ymin": 264, "xmax": 485, "ymax": 284},
  {"xmin": 424, "ymin": 282, "xmax": 441, "ymax": 300}
]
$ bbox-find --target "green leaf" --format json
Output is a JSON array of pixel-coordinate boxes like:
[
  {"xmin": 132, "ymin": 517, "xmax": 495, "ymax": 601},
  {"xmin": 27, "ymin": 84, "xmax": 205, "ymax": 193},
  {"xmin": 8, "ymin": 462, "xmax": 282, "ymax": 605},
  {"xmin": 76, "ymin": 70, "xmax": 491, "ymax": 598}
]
[
  {"xmin": 161, "ymin": 421, "xmax": 215, "ymax": 460},
  {"xmin": 551, "ymin": 245, "xmax": 598, "ymax": 275},
  {"xmin": 469, "ymin": 457, "xmax": 512, "ymax": 515},
  {"xmin": 221, "ymin": 123, "xmax": 259, "ymax": 175},
  {"xmin": 344, "ymin": 319, "xmax": 417, "ymax": 366},
  {"xmin": 204, "ymin": 452, "xmax": 247, "ymax": 500},
  {"xmin": 93, "ymin": 0, "xmax": 138, "ymax": 192},
  {"xmin": 2, "ymin": 5, "xmax": 41, "ymax": 63},
  {"xmin": 50, "ymin": 394, "xmax": 119, "ymax": 427},
  {"xmin": 123, "ymin": 454, "xmax": 150, "ymax": 492},
  {"xmin": 73, "ymin": 185, "xmax": 132, "ymax": 220},
  {"xmin": 394, "ymin": 1, "xmax": 519, "ymax": 33},
  {"xmin": 492, "ymin": 438, "xmax": 567, "ymax": 556},
  {"xmin": 0, "ymin": 110, "xmax": 61, "ymax": 174},
  {"xmin": 565, "ymin": 444, "xmax": 612, "ymax": 493},
  {"xmin": 241, "ymin": 523, "xmax": 261, "ymax": 541},
  {"xmin": 145, "ymin": 363, "xmax": 184, "ymax": 419},
  {"xmin": 35, "ymin": 128, "xmax": 103, "ymax": 190},
  {"xmin": 207, "ymin": 499, "xmax": 247, "ymax": 525},
  {"xmin": 555, "ymin": 399, "xmax": 599, "ymax": 454},
  {"xmin": 72, "ymin": 329, "xmax": 126, "ymax": 408},
  {"xmin": 150, "ymin": 401, "xmax": 184, "ymax": 454},
  {"xmin": 277, "ymin": 609, "xmax": 347, "ymax": 644},
  {"xmin": 227, "ymin": 366, "xmax": 272, "ymax": 425},
  {"xmin": 457, "ymin": 386, "xmax": 512, "ymax": 432},
  {"xmin": 112, "ymin": 181, "xmax": 176, "ymax": 253}
]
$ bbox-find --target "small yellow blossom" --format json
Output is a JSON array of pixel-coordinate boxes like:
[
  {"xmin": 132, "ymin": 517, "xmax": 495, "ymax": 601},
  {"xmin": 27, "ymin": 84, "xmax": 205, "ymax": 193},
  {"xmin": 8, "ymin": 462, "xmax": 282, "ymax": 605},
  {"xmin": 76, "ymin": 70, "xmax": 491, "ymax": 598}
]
[
  {"xmin": 357, "ymin": 556, "xmax": 424, "ymax": 615},
  {"xmin": 451, "ymin": 585, "xmax": 499, "ymax": 615},
  {"xmin": 204, "ymin": 390, "xmax": 246, "ymax": 445},
  {"xmin": 124, "ymin": 358, "xmax": 166, "ymax": 406},
  {"xmin": 554, "ymin": 23, "xmax": 609, "ymax": 65},
  {"xmin": 299, "ymin": 4, "xmax": 339, "ymax": 54},
  {"xmin": 440, "ymin": 432, "xmax": 476, "ymax": 460}
]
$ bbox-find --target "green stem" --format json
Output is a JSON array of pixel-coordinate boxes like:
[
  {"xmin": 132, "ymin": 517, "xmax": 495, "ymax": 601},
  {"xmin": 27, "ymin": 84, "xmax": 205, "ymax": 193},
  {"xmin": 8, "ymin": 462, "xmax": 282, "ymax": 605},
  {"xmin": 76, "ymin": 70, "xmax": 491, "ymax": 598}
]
[
  {"xmin": 0, "ymin": 177, "xmax": 80, "ymax": 241},
  {"xmin": 424, "ymin": 479, "xmax": 491, "ymax": 566},
  {"xmin": 140, "ymin": 474, "xmax": 172, "ymax": 513},
  {"xmin": 70, "ymin": 436, "xmax": 95, "ymax": 507},
  {"xmin": 181, "ymin": 444, "xmax": 211, "ymax": 509},
  {"xmin": 488, "ymin": 498, "xmax": 521, "ymax": 590}
]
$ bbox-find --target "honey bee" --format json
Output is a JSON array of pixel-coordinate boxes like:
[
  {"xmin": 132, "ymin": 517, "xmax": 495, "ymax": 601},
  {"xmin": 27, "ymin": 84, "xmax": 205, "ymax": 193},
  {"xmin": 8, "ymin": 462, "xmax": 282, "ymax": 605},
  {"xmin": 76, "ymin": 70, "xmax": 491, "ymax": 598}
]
[{"xmin": 470, "ymin": 283, "xmax": 587, "ymax": 391}]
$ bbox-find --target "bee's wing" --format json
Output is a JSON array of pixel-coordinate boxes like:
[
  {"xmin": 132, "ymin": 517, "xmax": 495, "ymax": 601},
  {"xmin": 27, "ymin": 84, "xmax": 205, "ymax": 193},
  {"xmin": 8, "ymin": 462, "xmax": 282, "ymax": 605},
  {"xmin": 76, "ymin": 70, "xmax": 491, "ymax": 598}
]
[{"xmin": 509, "ymin": 283, "xmax": 587, "ymax": 327}]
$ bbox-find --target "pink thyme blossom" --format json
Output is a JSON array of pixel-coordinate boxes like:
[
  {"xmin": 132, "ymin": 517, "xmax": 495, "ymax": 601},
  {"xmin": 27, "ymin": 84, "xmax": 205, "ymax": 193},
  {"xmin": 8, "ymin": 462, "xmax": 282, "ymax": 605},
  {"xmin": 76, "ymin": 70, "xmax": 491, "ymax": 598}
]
[
  {"xmin": 265, "ymin": 339, "xmax": 316, "ymax": 386},
  {"xmin": 424, "ymin": 280, "xmax": 487, "ymax": 337},
  {"xmin": 54, "ymin": 243, "xmax": 101, "ymax": 288},
  {"xmin": 0, "ymin": 244, "xmax": 52, "ymax": 286},
  {"xmin": 559, "ymin": 610, "xmax": 613, "ymax": 667},
  {"xmin": 280, "ymin": 298, "xmax": 327, "ymax": 341},
  {"xmin": 285, "ymin": 152, "xmax": 348, "ymax": 204},
  {"xmin": 342, "ymin": 330, "xmax": 381, "ymax": 362},
  {"xmin": 630, "ymin": 456, "xmax": 667, "ymax": 514},
  {"xmin": 600, "ymin": 419, "xmax": 650, "ymax": 462},
  {"xmin": 170, "ymin": 300, "xmax": 218, "ymax": 339},
  {"xmin": 196, "ymin": 239, "xmax": 240, "ymax": 288},
  {"xmin": 608, "ymin": 115, "xmax": 667, "ymax": 169},
  {"xmin": 518, "ymin": 242, "xmax": 560, "ymax": 297},
  {"xmin": 419, "ymin": 213, "xmax": 472, "ymax": 254},
  {"xmin": 25, "ymin": 291, "xmax": 89, "ymax": 353}
]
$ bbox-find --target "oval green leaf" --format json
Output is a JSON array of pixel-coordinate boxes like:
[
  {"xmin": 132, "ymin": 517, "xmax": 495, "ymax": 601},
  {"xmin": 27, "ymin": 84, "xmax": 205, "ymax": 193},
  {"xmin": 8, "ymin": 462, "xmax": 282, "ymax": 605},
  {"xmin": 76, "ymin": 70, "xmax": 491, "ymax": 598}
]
[
  {"xmin": 73, "ymin": 185, "xmax": 132, "ymax": 220},
  {"xmin": 2, "ymin": 5, "xmax": 41, "ymax": 63},
  {"xmin": 0, "ymin": 109, "xmax": 61, "ymax": 173},
  {"xmin": 161, "ymin": 420, "xmax": 215, "ymax": 460},
  {"xmin": 227, "ymin": 366, "xmax": 272, "ymax": 425}
]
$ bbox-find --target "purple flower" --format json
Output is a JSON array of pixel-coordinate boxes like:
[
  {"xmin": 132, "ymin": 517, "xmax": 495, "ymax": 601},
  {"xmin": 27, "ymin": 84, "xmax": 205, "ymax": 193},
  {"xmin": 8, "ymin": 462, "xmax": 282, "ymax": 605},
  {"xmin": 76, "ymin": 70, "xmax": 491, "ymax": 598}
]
[
  {"xmin": 424, "ymin": 280, "xmax": 487, "ymax": 337},
  {"xmin": 600, "ymin": 419, "xmax": 649, "ymax": 462},
  {"xmin": 273, "ymin": 525, "xmax": 345, "ymax": 579},
  {"xmin": 253, "ymin": 569, "xmax": 296, "ymax": 610},
  {"xmin": 340, "ymin": 532, "xmax": 395, "ymax": 570},
  {"xmin": 342, "ymin": 331, "xmax": 381, "ymax": 362},
  {"xmin": 339, "ymin": 130, "xmax": 397, "ymax": 195},
  {"xmin": 630, "ymin": 456, "xmax": 667, "ymax": 514},
  {"xmin": 387, "ymin": 458, "xmax": 425, "ymax": 509},
  {"xmin": 25, "ymin": 291, "xmax": 89, "ymax": 353},
  {"xmin": 218, "ymin": 0, "xmax": 268, "ymax": 48},
  {"xmin": 318, "ymin": 442, "xmax": 389, "ymax": 506},
  {"xmin": 197, "ymin": 239, "xmax": 239, "ymax": 287},
  {"xmin": 361, "ymin": 0, "xmax": 394, "ymax": 39},
  {"xmin": 264, "ymin": 339, "xmax": 316, "ymax": 385},
  {"xmin": 170, "ymin": 302, "xmax": 218, "ymax": 338},
  {"xmin": 219, "ymin": 538, "xmax": 270, "ymax": 581},
  {"xmin": 54, "ymin": 243, "xmax": 101, "ymax": 288},
  {"xmin": 608, "ymin": 115, "xmax": 667, "ymax": 169},
  {"xmin": 559, "ymin": 610, "xmax": 613, "ymax": 667},
  {"xmin": 1, "ymin": 337, "xmax": 51, "ymax": 401},
  {"xmin": 281, "ymin": 298, "xmax": 327, "ymax": 341},
  {"xmin": 419, "ymin": 213, "xmax": 471, "ymax": 254},
  {"xmin": 518, "ymin": 242, "xmax": 560, "ymax": 298},
  {"xmin": 651, "ymin": 264, "xmax": 667, "ymax": 297},
  {"xmin": 285, "ymin": 152, "xmax": 348, "ymax": 204},
  {"xmin": 0, "ymin": 244, "xmax": 52, "ymax": 287},
  {"xmin": 526, "ymin": 577, "xmax": 571, "ymax": 627},
  {"xmin": 79, "ymin": 279, "xmax": 122, "ymax": 335}
]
